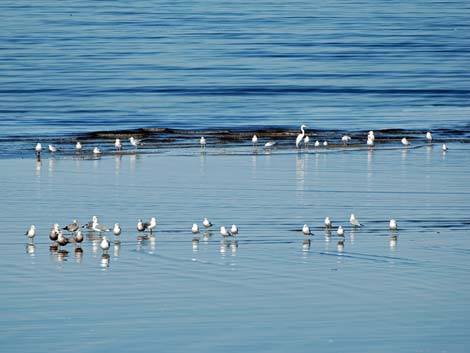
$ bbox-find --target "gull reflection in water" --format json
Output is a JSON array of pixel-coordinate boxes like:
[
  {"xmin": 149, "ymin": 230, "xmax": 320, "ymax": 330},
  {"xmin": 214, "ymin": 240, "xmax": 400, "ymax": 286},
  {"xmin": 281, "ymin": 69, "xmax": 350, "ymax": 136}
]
[
  {"xmin": 48, "ymin": 157, "xmax": 56, "ymax": 175},
  {"xmin": 199, "ymin": 152, "xmax": 207, "ymax": 175},
  {"xmin": 349, "ymin": 228, "xmax": 357, "ymax": 244},
  {"xmin": 26, "ymin": 243, "xmax": 36, "ymax": 257},
  {"xmin": 100, "ymin": 254, "xmax": 110, "ymax": 269},
  {"xmin": 114, "ymin": 154, "xmax": 122, "ymax": 174},
  {"xmin": 113, "ymin": 241, "xmax": 121, "ymax": 257},
  {"xmin": 75, "ymin": 247, "xmax": 83, "ymax": 264},
  {"xmin": 302, "ymin": 238, "xmax": 311, "ymax": 252},
  {"xmin": 192, "ymin": 237, "xmax": 199, "ymax": 252},
  {"xmin": 202, "ymin": 230, "xmax": 212, "ymax": 243},
  {"xmin": 220, "ymin": 240, "xmax": 228, "ymax": 256},
  {"xmin": 230, "ymin": 240, "xmax": 238, "ymax": 256},
  {"xmin": 390, "ymin": 234, "xmax": 398, "ymax": 250},
  {"xmin": 35, "ymin": 160, "xmax": 42, "ymax": 176}
]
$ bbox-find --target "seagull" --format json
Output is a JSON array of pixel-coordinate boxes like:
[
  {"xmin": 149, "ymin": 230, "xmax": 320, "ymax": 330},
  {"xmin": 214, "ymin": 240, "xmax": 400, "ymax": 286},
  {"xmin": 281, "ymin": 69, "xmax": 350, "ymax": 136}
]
[
  {"xmin": 426, "ymin": 132, "xmax": 433, "ymax": 141},
  {"xmin": 252, "ymin": 134, "xmax": 258, "ymax": 147},
  {"xmin": 145, "ymin": 217, "xmax": 157, "ymax": 234},
  {"xmin": 48, "ymin": 144, "xmax": 58, "ymax": 153},
  {"xmin": 114, "ymin": 138, "xmax": 122, "ymax": 151},
  {"xmin": 368, "ymin": 131, "xmax": 375, "ymax": 142},
  {"xmin": 342, "ymin": 135, "xmax": 351, "ymax": 145},
  {"xmin": 49, "ymin": 223, "xmax": 60, "ymax": 241},
  {"xmin": 230, "ymin": 224, "xmax": 238, "ymax": 235},
  {"xmin": 93, "ymin": 147, "xmax": 101, "ymax": 154},
  {"xmin": 350, "ymin": 213, "xmax": 362, "ymax": 227},
  {"xmin": 113, "ymin": 223, "xmax": 121, "ymax": 236},
  {"xmin": 100, "ymin": 236, "xmax": 110, "ymax": 253},
  {"xmin": 302, "ymin": 224, "xmax": 312, "ymax": 235},
  {"xmin": 442, "ymin": 144, "xmax": 448, "ymax": 151},
  {"xmin": 35, "ymin": 143, "xmax": 42, "ymax": 159},
  {"xmin": 192, "ymin": 223, "xmax": 199, "ymax": 234},
  {"xmin": 92, "ymin": 219, "xmax": 110, "ymax": 234},
  {"xmin": 296, "ymin": 124, "xmax": 308, "ymax": 149},
  {"xmin": 203, "ymin": 217, "xmax": 212, "ymax": 228},
  {"xmin": 389, "ymin": 219, "xmax": 398, "ymax": 230},
  {"xmin": 304, "ymin": 135, "xmax": 310, "ymax": 148},
  {"xmin": 314, "ymin": 141, "xmax": 320, "ymax": 147},
  {"xmin": 324, "ymin": 216, "xmax": 331, "ymax": 228},
  {"xmin": 200, "ymin": 136, "xmax": 206, "ymax": 149},
  {"xmin": 323, "ymin": 141, "xmax": 328, "ymax": 147},
  {"xmin": 137, "ymin": 219, "xmax": 145, "ymax": 232},
  {"xmin": 76, "ymin": 141, "xmax": 82, "ymax": 152},
  {"xmin": 25, "ymin": 225, "xmax": 36, "ymax": 240},
  {"xmin": 83, "ymin": 216, "xmax": 98, "ymax": 229},
  {"xmin": 63, "ymin": 219, "xmax": 79, "ymax": 233},
  {"xmin": 129, "ymin": 136, "xmax": 141, "ymax": 148},
  {"xmin": 72, "ymin": 229, "xmax": 84, "ymax": 245},
  {"xmin": 57, "ymin": 231, "xmax": 69, "ymax": 248},
  {"xmin": 367, "ymin": 136, "xmax": 374, "ymax": 147},
  {"xmin": 337, "ymin": 225, "xmax": 344, "ymax": 237},
  {"xmin": 401, "ymin": 137, "xmax": 410, "ymax": 146},
  {"xmin": 264, "ymin": 141, "xmax": 276, "ymax": 148},
  {"xmin": 220, "ymin": 226, "xmax": 232, "ymax": 237}
]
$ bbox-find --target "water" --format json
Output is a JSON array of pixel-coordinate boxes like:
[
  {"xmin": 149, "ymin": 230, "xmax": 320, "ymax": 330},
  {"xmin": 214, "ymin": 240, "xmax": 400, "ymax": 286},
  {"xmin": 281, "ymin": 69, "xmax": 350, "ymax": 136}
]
[{"xmin": 1, "ymin": 1, "xmax": 470, "ymax": 352}]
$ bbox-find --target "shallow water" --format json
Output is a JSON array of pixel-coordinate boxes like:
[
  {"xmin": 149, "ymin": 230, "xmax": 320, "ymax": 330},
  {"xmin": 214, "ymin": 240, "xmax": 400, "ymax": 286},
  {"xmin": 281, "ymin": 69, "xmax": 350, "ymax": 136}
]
[{"xmin": 1, "ymin": 145, "xmax": 469, "ymax": 352}]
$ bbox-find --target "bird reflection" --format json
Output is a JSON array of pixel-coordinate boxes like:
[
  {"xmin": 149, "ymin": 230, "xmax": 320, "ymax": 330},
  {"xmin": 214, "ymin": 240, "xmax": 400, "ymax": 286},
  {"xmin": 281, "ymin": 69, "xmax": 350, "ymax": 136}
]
[
  {"xmin": 35, "ymin": 160, "xmax": 42, "ymax": 176},
  {"xmin": 302, "ymin": 238, "xmax": 311, "ymax": 252},
  {"xmin": 337, "ymin": 239, "xmax": 344, "ymax": 253},
  {"xmin": 26, "ymin": 243, "xmax": 36, "ymax": 256},
  {"xmin": 74, "ymin": 247, "xmax": 83, "ymax": 263},
  {"xmin": 349, "ymin": 229, "xmax": 357, "ymax": 244},
  {"xmin": 56, "ymin": 250, "xmax": 68, "ymax": 262},
  {"xmin": 100, "ymin": 254, "xmax": 110, "ymax": 268},
  {"xmin": 192, "ymin": 237, "xmax": 199, "ymax": 252},
  {"xmin": 114, "ymin": 154, "xmax": 122, "ymax": 173},
  {"xmin": 113, "ymin": 241, "xmax": 121, "ymax": 257},
  {"xmin": 230, "ymin": 240, "xmax": 238, "ymax": 255},
  {"xmin": 48, "ymin": 157, "xmax": 56, "ymax": 174},
  {"xmin": 390, "ymin": 235, "xmax": 398, "ymax": 250},
  {"xmin": 202, "ymin": 230, "xmax": 212, "ymax": 242},
  {"xmin": 220, "ymin": 240, "xmax": 228, "ymax": 255}
]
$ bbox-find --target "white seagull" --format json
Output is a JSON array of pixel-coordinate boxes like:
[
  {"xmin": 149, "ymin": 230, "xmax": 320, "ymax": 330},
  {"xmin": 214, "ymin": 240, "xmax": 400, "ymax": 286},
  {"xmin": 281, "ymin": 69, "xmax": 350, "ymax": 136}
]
[
  {"xmin": 145, "ymin": 217, "xmax": 157, "ymax": 234},
  {"xmin": 137, "ymin": 218, "xmax": 145, "ymax": 232},
  {"xmin": 368, "ymin": 131, "xmax": 375, "ymax": 142},
  {"xmin": 200, "ymin": 136, "xmax": 206, "ymax": 149},
  {"xmin": 230, "ymin": 224, "xmax": 238, "ymax": 235},
  {"xmin": 48, "ymin": 144, "xmax": 58, "ymax": 153},
  {"xmin": 25, "ymin": 225, "xmax": 36, "ymax": 240},
  {"xmin": 350, "ymin": 213, "xmax": 362, "ymax": 227},
  {"xmin": 220, "ymin": 226, "xmax": 232, "ymax": 237},
  {"xmin": 76, "ymin": 141, "xmax": 82, "ymax": 152},
  {"xmin": 35, "ymin": 143, "xmax": 42, "ymax": 158},
  {"xmin": 203, "ymin": 217, "xmax": 212, "ymax": 228},
  {"xmin": 302, "ymin": 224, "xmax": 312, "ymax": 235},
  {"xmin": 192, "ymin": 223, "xmax": 199, "ymax": 234},
  {"xmin": 314, "ymin": 141, "xmax": 320, "ymax": 147},
  {"xmin": 342, "ymin": 135, "xmax": 351, "ymax": 145},
  {"xmin": 442, "ymin": 144, "xmax": 448, "ymax": 151},
  {"xmin": 113, "ymin": 223, "xmax": 121, "ymax": 236},
  {"xmin": 337, "ymin": 226, "xmax": 344, "ymax": 237},
  {"xmin": 264, "ymin": 141, "xmax": 276, "ymax": 148},
  {"xmin": 426, "ymin": 132, "xmax": 433, "ymax": 141},
  {"xmin": 252, "ymin": 134, "xmax": 258, "ymax": 147},
  {"xmin": 129, "ymin": 136, "xmax": 141, "ymax": 148},
  {"xmin": 114, "ymin": 138, "xmax": 122, "ymax": 151},
  {"xmin": 304, "ymin": 135, "xmax": 310, "ymax": 148},
  {"xmin": 401, "ymin": 137, "xmax": 410, "ymax": 146},
  {"xmin": 100, "ymin": 236, "xmax": 110, "ymax": 253},
  {"xmin": 93, "ymin": 147, "xmax": 101, "ymax": 154},
  {"xmin": 389, "ymin": 219, "xmax": 398, "ymax": 231},
  {"xmin": 92, "ymin": 219, "xmax": 110, "ymax": 234},
  {"xmin": 323, "ymin": 141, "xmax": 328, "ymax": 147},
  {"xmin": 367, "ymin": 136, "xmax": 374, "ymax": 147},
  {"xmin": 324, "ymin": 216, "xmax": 331, "ymax": 228},
  {"xmin": 63, "ymin": 219, "xmax": 79, "ymax": 233},
  {"xmin": 296, "ymin": 124, "xmax": 308, "ymax": 149}
]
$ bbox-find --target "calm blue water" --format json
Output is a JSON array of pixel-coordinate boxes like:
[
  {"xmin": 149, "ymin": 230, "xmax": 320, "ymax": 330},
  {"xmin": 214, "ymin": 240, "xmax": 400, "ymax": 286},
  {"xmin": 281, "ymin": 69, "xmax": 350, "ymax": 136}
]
[{"xmin": 1, "ymin": 0, "xmax": 470, "ymax": 141}]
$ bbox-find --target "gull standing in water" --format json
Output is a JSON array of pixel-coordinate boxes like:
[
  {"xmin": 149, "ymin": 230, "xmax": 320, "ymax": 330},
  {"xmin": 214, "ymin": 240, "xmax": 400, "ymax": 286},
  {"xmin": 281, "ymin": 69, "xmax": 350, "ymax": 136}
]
[
  {"xmin": 367, "ymin": 136, "xmax": 374, "ymax": 147},
  {"xmin": 442, "ymin": 144, "xmax": 448, "ymax": 152},
  {"xmin": 63, "ymin": 219, "xmax": 79, "ymax": 233},
  {"xmin": 48, "ymin": 144, "xmax": 58, "ymax": 153},
  {"xmin": 302, "ymin": 224, "xmax": 312, "ymax": 235},
  {"xmin": 220, "ymin": 226, "xmax": 232, "ymax": 237},
  {"xmin": 264, "ymin": 141, "xmax": 276, "ymax": 148},
  {"xmin": 192, "ymin": 224, "xmax": 199, "ymax": 234},
  {"xmin": 296, "ymin": 124, "xmax": 308, "ymax": 150},
  {"xmin": 83, "ymin": 216, "xmax": 98, "ymax": 230},
  {"xmin": 304, "ymin": 135, "xmax": 310, "ymax": 149},
  {"xmin": 137, "ymin": 218, "xmax": 145, "ymax": 232},
  {"xmin": 72, "ymin": 229, "xmax": 84, "ymax": 246},
  {"xmin": 389, "ymin": 219, "xmax": 398, "ymax": 231},
  {"xmin": 129, "ymin": 136, "xmax": 141, "ymax": 148},
  {"xmin": 230, "ymin": 224, "xmax": 238, "ymax": 235},
  {"xmin": 92, "ymin": 219, "xmax": 110, "ymax": 234},
  {"xmin": 426, "ymin": 132, "xmax": 433, "ymax": 142},
  {"xmin": 114, "ymin": 138, "xmax": 122, "ymax": 151},
  {"xmin": 49, "ymin": 223, "xmax": 60, "ymax": 242},
  {"xmin": 368, "ymin": 131, "xmax": 375, "ymax": 142},
  {"xmin": 324, "ymin": 216, "xmax": 332, "ymax": 228},
  {"xmin": 314, "ymin": 141, "xmax": 320, "ymax": 148},
  {"xmin": 57, "ymin": 231, "xmax": 69, "ymax": 249},
  {"xmin": 203, "ymin": 217, "xmax": 213, "ymax": 228},
  {"xmin": 35, "ymin": 143, "xmax": 42, "ymax": 160},
  {"xmin": 100, "ymin": 236, "xmax": 110, "ymax": 253},
  {"xmin": 25, "ymin": 225, "xmax": 36, "ymax": 241},
  {"xmin": 401, "ymin": 137, "xmax": 410, "ymax": 146},
  {"xmin": 323, "ymin": 141, "xmax": 328, "ymax": 147},
  {"xmin": 76, "ymin": 141, "xmax": 82, "ymax": 152},
  {"xmin": 93, "ymin": 147, "xmax": 101, "ymax": 155},
  {"xmin": 337, "ymin": 226, "xmax": 344, "ymax": 237},
  {"xmin": 342, "ymin": 135, "xmax": 351, "ymax": 145},
  {"xmin": 252, "ymin": 134, "xmax": 258, "ymax": 148},
  {"xmin": 200, "ymin": 136, "xmax": 206, "ymax": 150},
  {"xmin": 350, "ymin": 213, "xmax": 362, "ymax": 227},
  {"xmin": 145, "ymin": 217, "xmax": 157, "ymax": 234},
  {"xmin": 113, "ymin": 223, "xmax": 121, "ymax": 236}
]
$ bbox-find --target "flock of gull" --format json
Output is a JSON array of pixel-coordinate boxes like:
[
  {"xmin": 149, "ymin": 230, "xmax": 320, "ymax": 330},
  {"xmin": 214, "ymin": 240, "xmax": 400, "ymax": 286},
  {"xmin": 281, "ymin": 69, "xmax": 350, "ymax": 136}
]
[{"xmin": 33, "ymin": 125, "xmax": 449, "ymax": 160}]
